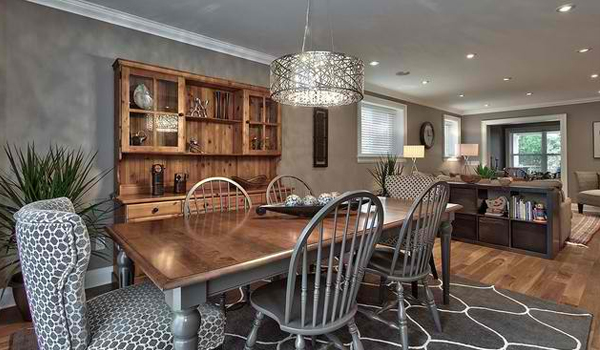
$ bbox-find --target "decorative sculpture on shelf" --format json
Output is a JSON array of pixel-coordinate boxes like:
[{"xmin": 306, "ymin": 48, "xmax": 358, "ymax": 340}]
[
  {"xmin": 133, "ymin": 84, "xmax": 153, "ymax": 110},
  {"xmin": 189, "ymin": 96, "xmax": 209, "ymax": 118},
  {"xmin": 188, "ymin": 138, "xmax": 202, "ymax": 154},
  {"xmin": 485, "ymin": 196, "xmax": 507, "ymax": 217},
  {"xmin": 533, "ymin": 203, "xmax": 547, "ymax": 223}
]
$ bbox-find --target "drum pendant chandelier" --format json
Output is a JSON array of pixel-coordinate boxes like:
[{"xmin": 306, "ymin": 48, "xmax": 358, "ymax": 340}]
[{"xmin": 270, "ymin": 0, "xmax": 364, "ymax": 108}]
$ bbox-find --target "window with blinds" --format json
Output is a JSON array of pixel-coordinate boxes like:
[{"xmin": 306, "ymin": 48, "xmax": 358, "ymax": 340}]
[{"xmin": 358, "ymin": 101, "xmax": 405, "ymax": 161}]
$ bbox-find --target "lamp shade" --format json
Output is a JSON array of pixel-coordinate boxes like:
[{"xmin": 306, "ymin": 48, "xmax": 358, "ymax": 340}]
[
  {"xmin": 459, "ymin": 144, "xmax": 479, "ymax": 157},
  {"xmin": 403, "ymin": 145, "xmax": 425, "ymax": 158}
]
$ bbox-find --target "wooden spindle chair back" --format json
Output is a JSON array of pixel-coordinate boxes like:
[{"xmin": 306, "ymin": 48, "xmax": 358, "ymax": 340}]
[
  {"xmin": 388, "ymin": 181, "xmax": 450, "ymax": 280},
  {"xmin": 284, "ymin": 191, "xmax": 384, "ymax": 331},
  {"xmin": 184, "ymin": 177, "xmax": 252, "ymax": 217},
  {"xmin": 266, "ymin": 175, "xmax": 314, "ymax": 205}
]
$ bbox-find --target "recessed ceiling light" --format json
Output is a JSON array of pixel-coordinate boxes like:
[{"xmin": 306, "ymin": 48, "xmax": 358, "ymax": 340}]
[
  {"xmin": 422, "ymin": 80, "xmax": 430, "ymax": 85},
  {"xmin": 592, "ymin": 74, "xmax": 599, "ymax": 79},
  {"xmin": 577, "ymin": 48, "xmax": 592, "ymax": 53},
  {"xmin": 526, "ymin": 92, "xmax": 533, "ymax": 96},
  {"xmin": 458, "ymin": 94, "xmax": 465, "ymax": 98},
  {"xmin": 503, "ymin": 77, "xmax": 512, "ymax": 81},
  {"xmin": 466, "ymin": 53, "xmax": 477, "ymax": 59},
  {"xmin": 369, "ymin": 61, "xmax": 380, "ymax": 66},
  {"xmin": 484, "ymin": 104, "xmax": 490, "ymax": 107},
  {"xmin": 556, "ymin": 4, "xmax": 575, "ymax": 13}
]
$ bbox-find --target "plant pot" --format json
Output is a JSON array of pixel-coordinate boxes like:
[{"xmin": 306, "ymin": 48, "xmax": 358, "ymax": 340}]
[
  {"xmin": 9, "ymin": 273, "xmax": 32, "ymax": 322},
  {"xmin": 460, "ymin": 174, "xmax": 481, "ymax": 184}
]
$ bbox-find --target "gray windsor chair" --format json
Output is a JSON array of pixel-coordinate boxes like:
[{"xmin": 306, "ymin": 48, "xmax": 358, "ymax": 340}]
[
  {"xmin": 244, "ymin": 191, "xmax": 384, "ymax": 350},
  {"xmin": 184, "ymin": 176, "xmax": 252, "ymax": 217},
  {"xmin": 363, "ymin": 181, "xmax": 450, "ymax": 348},
  {"xmin": 266, "ymin": 174, "xmax": 314, "ymax": 204}
]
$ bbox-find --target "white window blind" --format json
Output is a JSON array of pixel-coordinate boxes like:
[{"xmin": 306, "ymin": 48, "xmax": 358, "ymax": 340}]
[{"xmin": 358, "ymin": 101, "xmax": 405, "ymax": 161}]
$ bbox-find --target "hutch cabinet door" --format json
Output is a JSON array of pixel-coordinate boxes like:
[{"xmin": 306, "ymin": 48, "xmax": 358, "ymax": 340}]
[
  {"xmin": 121, "ymin": 67, "xmax": 185, "ymax": 153},
  {"xmin": 243, "ymin": 90, "xmax": 281, "ymax": 155}
]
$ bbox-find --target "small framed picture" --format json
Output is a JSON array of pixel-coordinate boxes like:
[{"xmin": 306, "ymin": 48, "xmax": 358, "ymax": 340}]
[{"xmin": 594, "ymin": 122, "xmax": 600, "ymax": 158}]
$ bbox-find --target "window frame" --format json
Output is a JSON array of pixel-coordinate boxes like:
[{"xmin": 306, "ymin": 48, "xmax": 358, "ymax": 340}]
[
  {"xmin": 443, "ymin": 115, "xmax": 462, "ymax": 160},
  {"xmin": 507, "ymin": 127, "xmax": 561, "ymax": 173},
  {"xmin": 356, "ymin": 95, "xmax": 407, "ymax": 163}
]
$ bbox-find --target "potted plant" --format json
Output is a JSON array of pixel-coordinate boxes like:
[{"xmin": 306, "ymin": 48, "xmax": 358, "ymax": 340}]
[
  {"xmin": 0, "ymin": 143, "xmax": 113, "ymax": 321},
  {"xmin": 475, "ymin": 164, "xmax": 497, "ymax": 184},
  {"xmin": 368, "ymin": 153, "xmax": 404, "ymax": 197}
]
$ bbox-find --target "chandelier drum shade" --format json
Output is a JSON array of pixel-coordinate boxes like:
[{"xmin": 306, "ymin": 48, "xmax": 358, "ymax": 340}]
[
  {"xmin": 270, "ymin": 51, "xmax": 364, "ymax": 107},
  {"xmin": 270, "ymin": 0, "xmax": 364, "ymax": 108}
]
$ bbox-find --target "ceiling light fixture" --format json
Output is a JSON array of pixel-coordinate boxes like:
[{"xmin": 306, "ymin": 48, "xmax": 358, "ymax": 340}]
[
  {"xmin": 422, "ymin": 80, "xmax": 430, "ymax": 85},
  {"xmin": 369, "ymin": 61, "xmax": 380, "ymax": 66},
  {"xmin": 484, "ymin": 104, "xmax": 490, "ymax": 107},
  {"xmin": 526, "ymin": 92, "xmax": 533, "ymax": 96},
  {"xmin": 577, "ymin": 48, "xmax": 592, "ymax": 53},
  {"xmin": 556, "ymin": 4, "xmax": 575, "ymax": 13},
  {"xmin": 466, "ymin": 53, "xmax": 477, "ymax": 59},
  {"xmin": 459, "ymin": 94, "xmax": 465, "ymax": 98},
  {"xmin": 592, "ymin": 74, "xmax": 599, "ymax": 79},
  {"xmin": 270, "ymin": 0, "xmax": 364, "ymax": 107},
  {"xmin": 503, "ymin": 77, "xmax": 512, "ymax": 81}
]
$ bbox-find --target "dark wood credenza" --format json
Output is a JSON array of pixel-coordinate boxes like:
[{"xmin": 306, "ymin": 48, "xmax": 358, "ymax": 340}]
[{"xmin": 449, "ymin": 181, "xmax": 562, "ymax": 259}]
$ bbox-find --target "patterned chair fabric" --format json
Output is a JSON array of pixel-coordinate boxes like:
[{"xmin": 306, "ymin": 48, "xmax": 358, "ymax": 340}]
[
  {"xmin": 381, "ymin": 175, "xmax": 438, "ymax": 247},
  {"xmin": 15, "ymin": 198, "xmax": 225, "ymax": 350}
]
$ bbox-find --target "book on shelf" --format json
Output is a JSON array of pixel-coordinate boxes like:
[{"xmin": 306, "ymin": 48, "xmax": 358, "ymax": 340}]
[{"xmin": 510, "ymin": 196, "xmax": 537, "ymax": 222}]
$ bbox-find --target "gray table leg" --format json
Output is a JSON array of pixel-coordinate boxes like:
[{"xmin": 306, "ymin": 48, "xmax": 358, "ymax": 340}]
[
  {"xmin": 171, "ymin": 308, "xmax": 201, "ymax": 350},
  {"xmin": 165, "ymin": 284, "xmax": 207, "ymax": 350},
  {"xmin": 440, "ymin": 220, "xmax": 453, "ymax": 305},
  {"xmin": 116, "ymin": 245, "xmax": 134, "ymax": 288}
]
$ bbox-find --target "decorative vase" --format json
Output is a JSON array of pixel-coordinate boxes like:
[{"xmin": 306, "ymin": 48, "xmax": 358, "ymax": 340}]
[{"xmin": 9, "ymin": 273, "xmax": 32, "ymax": 322}]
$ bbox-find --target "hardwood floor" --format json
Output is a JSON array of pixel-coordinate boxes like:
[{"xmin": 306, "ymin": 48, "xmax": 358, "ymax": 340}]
[{"xmin": 1, "ymin": 235, "xmax": 599, "ymax": 349}]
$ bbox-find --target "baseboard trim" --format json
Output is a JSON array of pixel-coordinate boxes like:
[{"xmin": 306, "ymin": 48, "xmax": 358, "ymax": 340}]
[
  {"xmin": 0, "ymin": 266, "xmax": 114, "ymax": 310},
  {"xmin": 571, "ymin": 203, "xmax": 600, "ymax": 214}
]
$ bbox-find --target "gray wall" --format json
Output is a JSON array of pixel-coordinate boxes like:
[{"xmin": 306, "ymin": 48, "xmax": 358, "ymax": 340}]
[
  {"xmin": 0, "ymin": 0, "xmax": 269, "ymax": 271},
  {"xmin": 462, "ymin": 101, "xmax": 600, "ymax": 196},
  {"xmin": 0, "ymin": 0, "xmax": 461, "ymax": 277},
  {"xmin": 279, "ymin": 92, "xmax": 462, "ymax": 195}
]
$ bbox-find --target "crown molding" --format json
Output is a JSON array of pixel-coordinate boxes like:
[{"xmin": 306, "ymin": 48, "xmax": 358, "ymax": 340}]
[
  {"xmin": 364, "ymin": 83, "xmax": 464, "ymax": 116},
  {"xmin": 462, "ymin": 96, "xmax": 600, "ymax": 116},
  {"xmin": 25, "ymin": 0, "xmax": 277, "ymax": 65}
]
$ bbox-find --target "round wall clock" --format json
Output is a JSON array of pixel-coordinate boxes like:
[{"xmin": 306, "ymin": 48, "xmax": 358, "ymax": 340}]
[{"xmin": 420, "ymin": 122, "xmax": 435, "ymax": 149}]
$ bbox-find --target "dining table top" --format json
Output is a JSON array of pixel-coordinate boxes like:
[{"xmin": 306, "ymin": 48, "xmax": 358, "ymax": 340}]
[{"xmin": 106, "ymin": 198, "xmax": 462, "ymax": 291}]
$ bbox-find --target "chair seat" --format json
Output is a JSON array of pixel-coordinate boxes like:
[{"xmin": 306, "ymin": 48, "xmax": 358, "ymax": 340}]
[
  {"xmin": 250, "ymin": 275, "xmax": 352, "ymax": 332},
  {"xmin": 366, "ymin": 248, "xmax": 430, "ymax": 279},
  {"xmin": 87, "ymin": 281, "xmax": 224, "ymax": 350},
  {"xmin": 578, "ymin": 190, "xmax": 600, "ymax": 206}
]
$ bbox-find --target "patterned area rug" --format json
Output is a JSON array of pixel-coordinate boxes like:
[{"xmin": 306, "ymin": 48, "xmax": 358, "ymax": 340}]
[
  {"xmin": 224, "ymin": 276, "xmax": 593, "ymax": 349},
  {"xmin": 11, "ymin": 277, "xmax": 593, "ymax": 350},
  {"xmin": 568, "ymin": 211, "xmax": 600, "ymax": 245}
]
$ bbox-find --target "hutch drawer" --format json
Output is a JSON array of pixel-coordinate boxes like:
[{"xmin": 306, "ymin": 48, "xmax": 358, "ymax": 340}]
[
  {"xmin": 452, "ymin": 213, "xmax": 477, "ymax": 241},
  {"xmin": 127, "ymin": 200, "xmax": 182, "ymax": 221}
]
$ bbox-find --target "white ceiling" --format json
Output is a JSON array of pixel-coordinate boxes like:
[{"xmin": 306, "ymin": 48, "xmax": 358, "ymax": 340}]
[{"xmin": 42, "ymin": 0, "xmax": 600, "ymax": 114}]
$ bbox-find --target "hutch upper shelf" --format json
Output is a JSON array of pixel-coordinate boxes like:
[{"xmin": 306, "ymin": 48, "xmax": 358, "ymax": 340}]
[{"xmin": 113, "ymin": 59, "xmax": 282, "ymax": 157}]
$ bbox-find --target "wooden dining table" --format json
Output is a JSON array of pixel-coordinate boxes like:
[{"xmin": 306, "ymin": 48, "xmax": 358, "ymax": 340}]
[{"xmin": 106, "ymin": 198, "xmax": 462, "ymax": 350}]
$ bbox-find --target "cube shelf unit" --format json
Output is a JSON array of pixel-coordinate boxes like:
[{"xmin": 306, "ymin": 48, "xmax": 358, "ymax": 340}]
[
  {"xmin": 449, "ymin": 182, "xmax": 561, "ymax": 259},
  {"xmin": 113, "ymin": 59, "xmax": 282, "ymax": 221}
]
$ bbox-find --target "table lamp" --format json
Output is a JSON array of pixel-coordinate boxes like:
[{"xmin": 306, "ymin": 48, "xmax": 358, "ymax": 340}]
[
  {"xmin": 404, "ymin": 145, "xmax": 425, "ymax": 174},
  {"xmin": 459, "ymin": 144, "xmax": 479, "ymax": 174}
]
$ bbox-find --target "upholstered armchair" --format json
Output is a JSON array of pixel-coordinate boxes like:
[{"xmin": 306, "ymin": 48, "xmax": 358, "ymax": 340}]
[
  {"xmin": 574, "ymin": 171, "xmax": 600, "ymax": 213},
  {"xmin": 14, "ymin": 198, "xmax": 225, "ymax": 350}
]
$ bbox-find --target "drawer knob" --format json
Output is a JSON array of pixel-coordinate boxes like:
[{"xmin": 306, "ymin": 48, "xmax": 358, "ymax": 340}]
[{"xmin": 152, "ymin": 207, "xmax": 159, "ymax": 214}]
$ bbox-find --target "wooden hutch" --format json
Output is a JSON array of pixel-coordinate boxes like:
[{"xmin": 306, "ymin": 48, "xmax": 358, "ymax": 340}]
[{"xmin": 113, "ymin": 59, "xmax": 282, "ymax": 222}]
